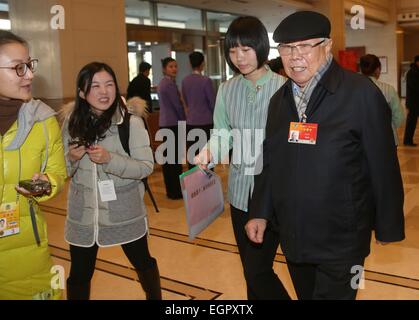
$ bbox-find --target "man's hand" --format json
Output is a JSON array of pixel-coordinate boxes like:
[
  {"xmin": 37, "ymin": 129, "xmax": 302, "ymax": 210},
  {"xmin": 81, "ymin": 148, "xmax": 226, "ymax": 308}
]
[{"xmin": 245, "ymin": 218, "xmax": 267, "ymax": 244}]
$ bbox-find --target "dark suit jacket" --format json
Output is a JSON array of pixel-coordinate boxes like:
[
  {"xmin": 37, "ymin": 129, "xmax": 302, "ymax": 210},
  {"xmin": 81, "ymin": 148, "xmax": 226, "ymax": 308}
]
[
  {"xmin": 127, "ymin": 74, "xmax": 152, "ymax": 111},
  {"xmin": 406, "ymin": 64, "xmax": 419, "ymax": 112},
  {"xmin": 249, "ymin": 60, "xmax": 405, "ymax": 264}
]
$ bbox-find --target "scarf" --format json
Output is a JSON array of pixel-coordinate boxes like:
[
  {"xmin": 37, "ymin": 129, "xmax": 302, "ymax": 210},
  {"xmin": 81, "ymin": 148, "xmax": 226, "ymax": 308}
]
[
  {"xmin": 292, "ymin": 54, "xmax": 333, "ymax": 121},
  {"xmin": 0, "ymin": 99, "xmax": 23, "ymax": 135}
]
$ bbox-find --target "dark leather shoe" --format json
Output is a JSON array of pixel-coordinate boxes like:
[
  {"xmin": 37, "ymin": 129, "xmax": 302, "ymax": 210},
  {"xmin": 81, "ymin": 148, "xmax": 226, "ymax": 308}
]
[{"xmin": 404, "ymin": 142, "xmax": 418, "ymax": 147}]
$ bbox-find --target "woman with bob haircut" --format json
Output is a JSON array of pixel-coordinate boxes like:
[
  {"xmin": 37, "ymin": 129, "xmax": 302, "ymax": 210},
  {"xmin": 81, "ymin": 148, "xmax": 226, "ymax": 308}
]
[{"xmin": 195, "ymin": 16, "xmax": 290, "ymax": 299}]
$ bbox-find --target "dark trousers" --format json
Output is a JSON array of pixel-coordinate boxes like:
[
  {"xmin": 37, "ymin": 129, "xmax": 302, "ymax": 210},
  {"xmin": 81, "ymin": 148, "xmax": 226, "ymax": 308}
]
[
  {"xmin": 186, "ymin": 124, "xmax": 213, "ymax": 170},
  {"xmin": 68, "ymin": 236, "xmax": 155, "ymax": 285},
  {"xmin": 404, "ymin": 108, "xmax": 418, "ymax": 144},
  {"xmin": 230, "ymin": 205, "xmax": 290, "ymax": 300},
  {"xmin": 286, "ymin": 258, "xmax": 365, "ymax": 300},
  {"xmin": 160, "ymin": 126, "xmax": 183, "ymax": 199}
]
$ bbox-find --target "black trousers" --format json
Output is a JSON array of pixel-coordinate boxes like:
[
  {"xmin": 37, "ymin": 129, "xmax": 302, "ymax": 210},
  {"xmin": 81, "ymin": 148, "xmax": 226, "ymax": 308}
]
[
  {"xmin": 186, "ymin": 123, "xmax": 213, "ymax": 170},
  {"xmin": 286, "ymin": 258, "xmax": 365, "ymax": 300},
  {"xmin": 67, "ymin": 236, "xmax": 155, "ymax": 285},
  {"xmin": 404, "ymin": 108, "xmax": 418, "ymax": 144},
  {"xmin": 160, "ymin": 126, "xmax": 183, "ymax": 199},
  {"xmin": 230, "ymin": 205, "xmax": 290, "ymax": 300}
]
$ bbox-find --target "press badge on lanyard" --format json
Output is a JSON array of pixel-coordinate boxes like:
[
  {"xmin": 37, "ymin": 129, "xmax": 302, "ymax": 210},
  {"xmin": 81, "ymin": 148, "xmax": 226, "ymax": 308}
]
[
  {"xmin": 98, "ymin": 180, "xmax": 117, "ymax": 202},
  {"xmin": 0, "ymin": 202, "xmax": 20, "ymax": 238},
  {"xmin": 288, "ymin": 121, "xmax": 318, "ymax": 145}
]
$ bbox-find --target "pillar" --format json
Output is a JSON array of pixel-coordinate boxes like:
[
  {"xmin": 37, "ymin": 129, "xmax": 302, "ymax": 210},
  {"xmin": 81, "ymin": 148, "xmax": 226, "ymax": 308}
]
[
  {"xmin": 313, "ymin": 0, "xmax": 346, "ymax": 58},
  {"xmin": 8, "ymin": 0, "xmax": 128, "ymax": 100}
]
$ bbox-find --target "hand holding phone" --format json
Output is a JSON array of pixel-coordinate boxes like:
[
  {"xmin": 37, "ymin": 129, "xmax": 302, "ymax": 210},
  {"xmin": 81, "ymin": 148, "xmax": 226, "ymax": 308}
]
[{"xmin": 17, "ymin": 179, "xmax": 52, "ymax": 196}]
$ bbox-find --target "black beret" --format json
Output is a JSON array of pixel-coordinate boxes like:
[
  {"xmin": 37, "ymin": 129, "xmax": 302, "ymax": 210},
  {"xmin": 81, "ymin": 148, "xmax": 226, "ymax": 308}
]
[{"xmin": 273, "ymin": 11, "xmax": 331, "ymax": 44}]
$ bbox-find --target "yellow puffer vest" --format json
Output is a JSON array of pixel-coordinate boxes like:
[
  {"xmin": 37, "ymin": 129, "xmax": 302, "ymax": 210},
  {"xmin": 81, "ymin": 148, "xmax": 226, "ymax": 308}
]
[{"xmin": 0, "ymin": 100, "xmax": 67, "ymax": 299}]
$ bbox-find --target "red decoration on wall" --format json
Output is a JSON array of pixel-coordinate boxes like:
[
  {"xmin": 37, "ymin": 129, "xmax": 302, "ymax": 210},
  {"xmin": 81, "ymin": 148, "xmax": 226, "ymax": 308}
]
[{"xmin": 339, "ymin": 50, "xmax": 358, "ymax": 72}]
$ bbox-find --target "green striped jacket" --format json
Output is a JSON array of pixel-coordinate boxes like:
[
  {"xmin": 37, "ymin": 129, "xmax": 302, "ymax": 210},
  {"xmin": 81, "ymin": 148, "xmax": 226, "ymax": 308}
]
[{"xmin": 208, "ymin": 67, "xmax": 287, "ymax": 211}]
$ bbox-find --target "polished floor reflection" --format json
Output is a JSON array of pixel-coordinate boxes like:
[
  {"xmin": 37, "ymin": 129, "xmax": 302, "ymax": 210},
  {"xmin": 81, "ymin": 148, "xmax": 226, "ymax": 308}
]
[{"xmin": 42, "ymin": 127, "xmax": 419, "ymax": 300}]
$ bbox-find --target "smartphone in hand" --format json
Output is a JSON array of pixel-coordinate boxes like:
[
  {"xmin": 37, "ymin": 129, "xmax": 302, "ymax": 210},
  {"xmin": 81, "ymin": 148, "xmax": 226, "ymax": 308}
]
[{"xmin": 18, "ymin": 179, "xmax": 52, "ymax": 195}]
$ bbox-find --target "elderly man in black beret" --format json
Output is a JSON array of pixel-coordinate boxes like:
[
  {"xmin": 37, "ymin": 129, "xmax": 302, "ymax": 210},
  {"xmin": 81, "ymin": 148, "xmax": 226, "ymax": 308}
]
[{"xmin": 246, "ymin": 11, "xmax": 405, "ymax": 300}]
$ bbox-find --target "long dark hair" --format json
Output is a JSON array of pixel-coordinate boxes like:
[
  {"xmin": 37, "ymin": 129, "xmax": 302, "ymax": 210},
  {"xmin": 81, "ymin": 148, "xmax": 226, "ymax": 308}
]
[
  {"xmin": 224, "ymin": 16, "xmax": 270, "ymax": 74},
  {"xmin": 68, "ymin": 62, "xmax": 126, "ymax": 144}
]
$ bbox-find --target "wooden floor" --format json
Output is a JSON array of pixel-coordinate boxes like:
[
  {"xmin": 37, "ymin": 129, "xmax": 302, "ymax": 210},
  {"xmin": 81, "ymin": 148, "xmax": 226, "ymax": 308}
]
[{"xmin": 42, "ymin": 127, "xmax": 419, "ymax": 300}]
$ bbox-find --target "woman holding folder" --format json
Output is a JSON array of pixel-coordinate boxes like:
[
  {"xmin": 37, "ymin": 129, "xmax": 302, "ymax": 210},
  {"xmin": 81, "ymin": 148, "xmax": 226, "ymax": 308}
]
[{"xmin": 194, "ymin": 16, "xmax": 289, "ymax": 300}]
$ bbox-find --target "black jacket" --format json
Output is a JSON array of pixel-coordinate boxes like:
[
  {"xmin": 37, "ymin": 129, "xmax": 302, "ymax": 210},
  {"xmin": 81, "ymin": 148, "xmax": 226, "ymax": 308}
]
[
  {"xmin": 127, "ymin": 74, "xmax": 152, "ymax": 111},
  {"xmin": 249, "ymin": 60, "xmax": 405, "ymax": 264},
  {"xmin": 406, "ymin": 63, "xmax": 419, "ymax": 111}
]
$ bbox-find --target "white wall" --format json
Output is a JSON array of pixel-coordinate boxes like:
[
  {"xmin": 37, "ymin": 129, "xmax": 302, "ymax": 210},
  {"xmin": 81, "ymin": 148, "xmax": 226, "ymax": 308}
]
[
  {"xmin": 174, "ymin": 52, "xmax": 191, "ymax": 88},
  {"xmin": 9, "ymin": 0, "xmax": 63, "ymax": 99},
  {"xmin": 345, "ymin": 22, "xmax": 398, "ymax": 90},
  {"xmin": 151, "ymin": 43, "xmax": 172, "ymax": 86}
]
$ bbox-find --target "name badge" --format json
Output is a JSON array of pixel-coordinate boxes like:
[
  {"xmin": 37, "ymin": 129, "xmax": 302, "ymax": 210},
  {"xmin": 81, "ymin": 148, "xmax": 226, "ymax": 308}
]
[
  {"xmin": 98, "ymin": 180, "xmax": 117, "ymax": 202},
  {"xmin": 0, "ymin": 202, "xmax": 20, "ymax": 238},
  {"xmin": 288, "ymin": 122, "xmax": 318, "ymax": 145}
]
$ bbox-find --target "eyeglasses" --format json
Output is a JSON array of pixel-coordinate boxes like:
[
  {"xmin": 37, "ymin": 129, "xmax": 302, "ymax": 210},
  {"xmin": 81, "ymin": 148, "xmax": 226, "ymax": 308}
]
[
  {"xmin": 0, "ymin": 59, "xmax": 38, "ymax": 77},
  {"xmin": 278, "ymin": 40, "xmax": 326, "ymax": 56}
]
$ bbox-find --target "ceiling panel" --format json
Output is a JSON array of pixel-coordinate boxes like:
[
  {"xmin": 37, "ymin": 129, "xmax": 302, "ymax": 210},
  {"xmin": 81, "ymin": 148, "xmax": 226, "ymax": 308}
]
[{"xmin": 126, "ymin": 0, "xmax": 307, "ymax": 31}]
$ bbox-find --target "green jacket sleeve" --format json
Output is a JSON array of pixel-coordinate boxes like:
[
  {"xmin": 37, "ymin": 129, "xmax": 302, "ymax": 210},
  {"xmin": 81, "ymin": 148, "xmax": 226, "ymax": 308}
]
[
  {"xmin": 388, "ymin": 86, "xmax": 405, "ymax": 129},
  {"xmin": 208, "ymin": 83, "xmax": 233, "ymax": 164}
]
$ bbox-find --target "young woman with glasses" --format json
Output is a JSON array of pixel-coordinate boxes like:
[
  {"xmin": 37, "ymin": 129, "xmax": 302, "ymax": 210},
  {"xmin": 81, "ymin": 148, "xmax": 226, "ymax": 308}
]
[{"xmin": 0, "ymin": 30, "xmax": 67, "ymax": 299}]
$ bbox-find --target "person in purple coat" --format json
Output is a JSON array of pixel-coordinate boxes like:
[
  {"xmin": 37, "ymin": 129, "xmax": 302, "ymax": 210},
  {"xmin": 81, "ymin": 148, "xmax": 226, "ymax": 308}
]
[
  {"xmin": 157, "ymin": 57, "xmax": 186, "ymax": 199},
  {"xmin": 182, "ymin": 52, "xmax": 216, "ymax": 169}
]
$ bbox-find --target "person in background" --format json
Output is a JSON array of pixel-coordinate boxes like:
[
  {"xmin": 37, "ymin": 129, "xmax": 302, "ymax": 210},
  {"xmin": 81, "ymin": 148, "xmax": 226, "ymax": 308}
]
[
  {"xmin": 403, "ymin": 55, "xmax": 419, "ymax": 146},
  {"xmin": 360, "ymin": 54, "xmax": 405, "ymax": 146},
  {"xmin": 127, "ymin": 61, "xmax": 152, "ymax": 113},
  {"xmin": 194, "ymin": 16, "xmax": 289, "ymax": 300},
  {"xmin": 182, "ymin": 51, "xmax": 216, "ymax": 169},
  {"xmin": 62, "ymin": 62, "xmax": 161, "ymax": 300},
  {"xmin": 157, "ymin": 57, "xmax": 186, "ymax": 200},
  {"xmin": 0, "ymin": 30, "xmax": 67, "ymax": 299},
  {"xmin": 268, "ymin": 56, "xmax": 287, "ymax": 77},
  {"xmin": 246, "ymin": 11, "xmax": 404, "ymax": 300}
]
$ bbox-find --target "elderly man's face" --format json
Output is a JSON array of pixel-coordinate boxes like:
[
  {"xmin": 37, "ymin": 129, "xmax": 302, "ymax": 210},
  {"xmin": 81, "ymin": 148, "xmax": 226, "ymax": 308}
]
[{"xmin": 280, "ymin": 38, "xmax": 332, "ymax": 88}]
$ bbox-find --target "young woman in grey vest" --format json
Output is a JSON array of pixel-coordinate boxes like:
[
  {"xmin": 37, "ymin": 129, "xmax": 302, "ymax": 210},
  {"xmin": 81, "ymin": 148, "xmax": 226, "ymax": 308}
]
[{"xmin": 62, "ymin": 62, "xmax": 161, "ymax": 300}]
